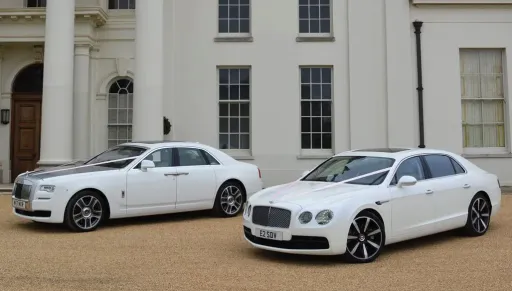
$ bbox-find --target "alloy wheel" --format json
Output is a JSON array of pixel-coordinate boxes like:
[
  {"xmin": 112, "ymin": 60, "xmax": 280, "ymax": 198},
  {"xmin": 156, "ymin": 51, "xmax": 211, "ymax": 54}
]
[
  {"xmin": 220, "ymin": 185, "xmax": 243, "ymax": 215},
  {"xmin": 346, "ymin": 216, "xmax": 383, "ymax": 261},
  {"xmin": 470, "ymin": 197, "xmax": 491, "ymax": 233},
  {"xmin": 72, "ymin": 195, "xmax": 103, "ymax": 230}
]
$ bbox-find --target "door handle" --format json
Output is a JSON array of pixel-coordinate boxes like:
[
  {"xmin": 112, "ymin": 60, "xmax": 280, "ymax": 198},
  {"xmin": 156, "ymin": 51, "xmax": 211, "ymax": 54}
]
[
  {"xmin": 425, "ymin": 189, "xmax": 434, "ymax": 195},
  {"xmin": 463, "ymin": 184, "xmax": 471, "ymax": 189},
  {"xmin": 176, "ymin": 172, "xmax": 189, "ymax": 176},
  {"xmin": 164, "ymin": 173, "xmax": 178, "ymax": 176}
]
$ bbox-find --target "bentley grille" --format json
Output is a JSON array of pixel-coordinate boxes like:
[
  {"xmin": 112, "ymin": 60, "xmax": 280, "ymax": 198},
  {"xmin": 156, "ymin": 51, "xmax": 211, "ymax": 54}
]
[
  {"xmin": 13, "ymin": 183, "xmax": 32, "ymax": 200},
  {"xmin": 252, "ymin": 206, "xmax": 292, "ymax": 228}
]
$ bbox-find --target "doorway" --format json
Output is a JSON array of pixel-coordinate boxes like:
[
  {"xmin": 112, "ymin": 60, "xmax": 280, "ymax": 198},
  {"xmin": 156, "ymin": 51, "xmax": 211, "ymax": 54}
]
[{"xmin": 10, "ymin": 63, "xmax": 44, "ymax": 182}]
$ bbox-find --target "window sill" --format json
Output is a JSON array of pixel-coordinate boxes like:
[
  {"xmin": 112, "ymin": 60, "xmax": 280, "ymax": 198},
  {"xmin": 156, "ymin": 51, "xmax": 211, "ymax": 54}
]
[
  {"xmin": 232, "ymin": 155, "xmax": 255, "ymax": 160},
  {"xmin": 297, "ymin": 154, "xmax": 332, "ymax": 160},
  {"xmin": 296, "ymin": 35, "xmax": 335, "ymax": 42},
  {"xmin": 214, "ymin": 36, "xmax": 254, "ymax": 43},
  {"xmin": 462, "ymin": 153, "xmax": 512, "ymax": 159}
]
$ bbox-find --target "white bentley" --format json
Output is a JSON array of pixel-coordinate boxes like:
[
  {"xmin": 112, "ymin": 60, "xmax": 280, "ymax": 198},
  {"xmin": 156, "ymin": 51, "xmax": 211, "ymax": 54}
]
[
  {"xmin": 12, "ymin": 141, "xmax": 263, "ymax": 232},
  {"xmin": 243, "ymin": 148, "xmax": 502, "ymax": 263}
]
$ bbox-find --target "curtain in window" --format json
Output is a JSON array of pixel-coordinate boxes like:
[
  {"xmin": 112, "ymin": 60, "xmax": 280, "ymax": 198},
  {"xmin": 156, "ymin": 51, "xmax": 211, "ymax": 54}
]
[{"xmin": 460, "ymin": 49, "xmax": 505, "ymax": 148}]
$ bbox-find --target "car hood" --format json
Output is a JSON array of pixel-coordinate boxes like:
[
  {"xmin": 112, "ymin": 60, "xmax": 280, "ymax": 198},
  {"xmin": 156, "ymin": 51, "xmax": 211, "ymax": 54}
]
[
  {"xmin": 20, "ymin": 162, "xmax": 120, "ymax": 181},
  {"xmin": 249, "ymin": 180, "xmax": 371, "ymax": 208}
]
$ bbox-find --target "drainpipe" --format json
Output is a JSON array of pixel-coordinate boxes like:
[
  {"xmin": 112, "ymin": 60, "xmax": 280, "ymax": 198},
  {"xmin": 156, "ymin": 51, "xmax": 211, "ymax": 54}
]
[{"xmin": 413, "ymin": 20, "xmax": 425, "ymax": 148}]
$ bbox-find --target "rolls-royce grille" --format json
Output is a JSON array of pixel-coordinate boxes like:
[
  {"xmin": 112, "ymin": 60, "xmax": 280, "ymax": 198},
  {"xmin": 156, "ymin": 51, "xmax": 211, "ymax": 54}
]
[
  {"xmin": 252, "ymin": 206, "xmax": 291, "ymax": 228},
  {"xmin": 13, "ymin": 183, "xmax": 31, "ymax": 200}
]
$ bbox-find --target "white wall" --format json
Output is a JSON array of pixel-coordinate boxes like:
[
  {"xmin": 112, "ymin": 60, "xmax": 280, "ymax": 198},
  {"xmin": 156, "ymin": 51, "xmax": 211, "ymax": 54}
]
[{"xmin": 411, "ymin": 4, "xmax": 512, "ymax": 185}]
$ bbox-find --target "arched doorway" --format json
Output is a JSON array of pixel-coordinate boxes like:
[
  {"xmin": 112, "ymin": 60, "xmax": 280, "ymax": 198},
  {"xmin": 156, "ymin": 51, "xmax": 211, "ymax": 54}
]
[{"xmin": 10, "ymin": 63, "xmax": 44, "ymax": 182}]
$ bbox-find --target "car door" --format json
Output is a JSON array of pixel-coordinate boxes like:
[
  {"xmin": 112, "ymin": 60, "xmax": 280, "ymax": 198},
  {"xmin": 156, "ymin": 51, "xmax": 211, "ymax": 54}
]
[
  {"xmin": 126, "ymin": 147, "xmax": 177, "ymax": 216},
  {"xmin": 389, "ymin": 156, "xmax": 438, "ymax": 240},
  {"xmin": 173, "ymin": 147, "xmax": 218, "ymax": 210},
  {"xmin": 422, "ymin": 154, "xmax": 471, "ymax": 228}
]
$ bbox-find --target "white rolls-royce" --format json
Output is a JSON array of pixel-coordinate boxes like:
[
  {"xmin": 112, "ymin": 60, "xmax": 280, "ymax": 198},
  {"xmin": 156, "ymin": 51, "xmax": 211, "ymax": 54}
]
[
  {"xmin": 243, "ymin": 148, "xmax": 502, "ymax": 263},
  {"xmin": 12, "ymin": 141, "xmax": 263, "ymax": 232}
]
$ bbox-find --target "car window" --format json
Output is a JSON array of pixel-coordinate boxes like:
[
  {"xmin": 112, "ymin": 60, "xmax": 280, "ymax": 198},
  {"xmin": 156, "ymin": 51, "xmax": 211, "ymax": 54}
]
[
  {"xmin": 202, "ymin": 150, "xmax": 220, "ymax": 165},
  {"xmin": 144, "ymin": 148, "xmax": 173, "ymax": 168},
  {"xmin": 450, "ymin": 158, "xmax": 466, "ymax": 174},
  {"xmin": 392, "ymin": 156, "xmax": 425, "ymax": 185},
  {"xmin": 177, "ymin": 148, "xmax": 209, "ymax": 166},
  {"xmin": 423, "ymin": 154, "xmax": 457, "ymax": 178}
]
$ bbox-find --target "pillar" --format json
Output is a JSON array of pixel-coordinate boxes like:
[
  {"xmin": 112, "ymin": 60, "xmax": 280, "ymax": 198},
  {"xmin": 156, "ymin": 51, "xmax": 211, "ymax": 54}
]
[
  {"xmin": 39, "ymin": 0, "xmax": 75, "ymax": 166},
  {"xmin": 73, "ymin": 44, "xmax": 91, "ymax": 160},
  {"xmin": 132, "ymin": 0, "xmax": 164, "ymax": 141}
]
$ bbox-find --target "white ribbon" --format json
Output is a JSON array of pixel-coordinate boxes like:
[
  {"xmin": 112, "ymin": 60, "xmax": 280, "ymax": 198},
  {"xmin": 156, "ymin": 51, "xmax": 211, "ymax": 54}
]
[{"xmin": 28, "ymin": 156, "xmax": 141, "ymax": 177}]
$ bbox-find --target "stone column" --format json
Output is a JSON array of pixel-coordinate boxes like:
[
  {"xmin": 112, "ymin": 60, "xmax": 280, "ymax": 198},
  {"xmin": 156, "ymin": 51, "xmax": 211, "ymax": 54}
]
[
  {"xmin": 38, "ymin": 0, "xmax": 75, "ymax": 166},
  {"xmin": 73, "ymin": 44, "xmax": 91, "ymax": 160},
  {"xmin": 132, "ymin": 0, "xmax": 164, "ymax": 141}
]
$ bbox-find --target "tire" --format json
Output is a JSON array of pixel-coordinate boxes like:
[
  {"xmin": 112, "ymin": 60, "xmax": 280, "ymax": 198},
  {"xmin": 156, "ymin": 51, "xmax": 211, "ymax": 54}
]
[
  {"xmin": 212, "ymin": 181, "xmax": 245, "ymax": 217},
  {"xmin": 64, "ymin": 191, "xmax": 106, "ymax": 232},
  {"xmin": 463, "ymin": 193, "xmax": 492, "ymax": 237},
  {"xmin": 342, "ymin": 210, "xmax": 386, "ymax": 264}
]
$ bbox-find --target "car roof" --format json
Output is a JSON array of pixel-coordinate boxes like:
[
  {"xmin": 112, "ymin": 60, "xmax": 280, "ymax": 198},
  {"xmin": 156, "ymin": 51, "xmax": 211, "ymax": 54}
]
[
  {"xmin": 120, "ymin": 141, "xmax": 201, "ymax": 148},
  {"xmin": 335, "ymin": 147, "xmax": 461, "ymax": 159}
]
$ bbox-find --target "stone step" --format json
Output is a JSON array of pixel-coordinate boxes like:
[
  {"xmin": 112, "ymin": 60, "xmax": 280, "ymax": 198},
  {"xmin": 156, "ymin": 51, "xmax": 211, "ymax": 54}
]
[{"xmin": 0, "ymin": 184, "xmax": 13, "ymax": 195}]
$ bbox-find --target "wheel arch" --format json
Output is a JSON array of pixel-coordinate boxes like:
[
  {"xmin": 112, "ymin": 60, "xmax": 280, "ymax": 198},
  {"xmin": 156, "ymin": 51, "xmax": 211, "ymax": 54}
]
[
  {"xmin": 353, "ymin": 206, "xmax": 386, "ymax": 232},
  {"xmin": 218, "ymin": 178, "xmax": 247, "ymax": 200},
  {"xmin": 66, "ymin": 188, "xmax": 112, "ymax": 220}
]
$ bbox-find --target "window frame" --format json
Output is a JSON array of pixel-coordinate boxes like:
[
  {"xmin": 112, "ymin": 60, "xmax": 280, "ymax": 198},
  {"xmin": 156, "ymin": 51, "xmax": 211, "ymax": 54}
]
[
  {"xmin": 299, "ymin": 65, "xmax": 334, "ymax": 156},
  {"xmin": 25, "ymin": 0, "xmax": 46, "ymax": 8},
  {"xmin": 217, "ymin": 66, "xmax": 252, "ymax": 157},
  {"xmin": 217, "ymin": 0, "xmax": 252, "ymax": 38},
  {"xmin": 108, "ymin": 0, "xmax": 136, "ymax": 10},
  {"xmin": 459, "ymin": 48, "xmax": 510, "ymax": 155},
  {"xmin": 107, "ymin": 78, "xmax": 134, "ymax": 148},
  {"xmin": 297, "ymin": 0, "xmax": 333, "ymax": 38},
  {"xmin": 388, "ymin": 153, "xmax": 468, "ymax": 187}
]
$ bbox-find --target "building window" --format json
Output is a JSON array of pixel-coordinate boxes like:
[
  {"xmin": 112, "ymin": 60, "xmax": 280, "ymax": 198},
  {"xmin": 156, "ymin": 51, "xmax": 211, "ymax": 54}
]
[
  {"xmin": 300, "ymin": 67, "xmax": 333, "ymax": 151},
  {"xmin": 109, "ymin": 0, "xmax": 135, "ymax": 9},
  {"xmin": 25, "ymin": 0, "xmax": 46, "ymax": 7},
  {"xmin": 298, "ymin": 0, "xmax": 331, "ymax": 34},
  {"xmin": 218, "ymin": 68, "xmax": 250, "ymax": 151},
  {"xmin": 108, "ymin": 78, "xmax": 134, "ymax": 148},
  {"xmin": 218, "ymin": 0, "xmax": 250, "ymax": 34},
  {"xmin": 460, "ymin": 49, "xmax": 507, "ymax": 153}
]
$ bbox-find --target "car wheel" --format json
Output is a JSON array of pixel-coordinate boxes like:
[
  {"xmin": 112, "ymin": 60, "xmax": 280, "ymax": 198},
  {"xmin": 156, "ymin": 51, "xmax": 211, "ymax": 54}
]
[
  {"xmin": 342, "ymin": 210, "xmax": 385, "ymax": 264},
  {"xmin": 463, "ymin": 193, "xmax": 492, "ymax": 237},
  {"xmin": 212, "ymin": 181, "xmax": 245, "ymax": 217},
  {"xmin": 64, "ymin": 191, "xmax": 106, "ymax": 232}
]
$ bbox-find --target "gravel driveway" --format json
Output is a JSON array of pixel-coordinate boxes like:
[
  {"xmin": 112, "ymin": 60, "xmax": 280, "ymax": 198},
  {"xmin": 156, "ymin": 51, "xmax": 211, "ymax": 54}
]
[{"xmin": 0, "ymin": 195, "xmax": 511, "ymax": 291}]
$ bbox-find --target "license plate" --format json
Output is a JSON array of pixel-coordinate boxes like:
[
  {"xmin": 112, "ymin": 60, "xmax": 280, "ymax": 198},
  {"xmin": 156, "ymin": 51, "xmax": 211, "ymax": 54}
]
[
  {"xmin": 255, "ymin": 228, "xmax": 283, "ymax": 241},
  {"xmin": 12, "ymin": 198, "xmax": 27, "ymax": 210}
]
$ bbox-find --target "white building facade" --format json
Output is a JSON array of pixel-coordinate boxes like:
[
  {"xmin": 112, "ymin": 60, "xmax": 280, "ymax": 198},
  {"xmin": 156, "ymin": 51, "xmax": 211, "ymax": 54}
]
[{"xmin": 0, "ymin": 0, "xmax": 512, "ymax": 187}]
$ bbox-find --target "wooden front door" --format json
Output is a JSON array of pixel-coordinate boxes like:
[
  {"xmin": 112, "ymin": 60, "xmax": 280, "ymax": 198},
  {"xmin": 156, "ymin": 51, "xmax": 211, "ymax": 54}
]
[{"xmin": 11, "ymin": 96, "xmax": 42, "ymax": 181}]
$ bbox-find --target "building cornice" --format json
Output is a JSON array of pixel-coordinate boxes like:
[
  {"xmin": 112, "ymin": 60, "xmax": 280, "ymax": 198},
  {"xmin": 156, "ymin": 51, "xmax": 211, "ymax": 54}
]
[{"xmin": 0, "ymin": 6, "xmax": 108, "ymax": 27}]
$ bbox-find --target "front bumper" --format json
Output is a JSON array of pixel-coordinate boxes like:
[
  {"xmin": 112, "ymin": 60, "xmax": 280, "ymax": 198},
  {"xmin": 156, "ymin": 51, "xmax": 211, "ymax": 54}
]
[
  {"xmin": 11, "ymin": 181, "xmax": 67, "ymax": 223},
  {"xmin": 242, "ymin": 212, "xmax": 348, "ymax": 256}
]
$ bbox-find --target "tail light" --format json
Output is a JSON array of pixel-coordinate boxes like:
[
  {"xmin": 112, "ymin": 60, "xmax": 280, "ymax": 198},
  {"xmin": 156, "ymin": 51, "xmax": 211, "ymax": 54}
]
[
  {"xmin": 498, "ymin": 178, "xmax": 501, "ymax": 187},
  {"xmin": 258, "ymin": 168, "xmax": 261, "ymax": 179}
]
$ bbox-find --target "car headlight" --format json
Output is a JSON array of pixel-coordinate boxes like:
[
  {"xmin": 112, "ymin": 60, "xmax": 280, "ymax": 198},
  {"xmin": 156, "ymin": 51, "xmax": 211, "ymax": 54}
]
[
  {"xmin": 315, "ymin": 210, "xmax": 333, "ymax": 225},
  {"xmin": 39, "ymin": 185, "xmax": 55, "ymax": 192},
  {"xmin": 298, "ymin": 211, "xmax": 313, "ymax": 224}
]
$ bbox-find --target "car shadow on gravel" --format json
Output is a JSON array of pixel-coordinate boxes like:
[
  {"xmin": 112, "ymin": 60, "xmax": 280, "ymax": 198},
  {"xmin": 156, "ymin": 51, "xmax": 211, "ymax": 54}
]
[
  {"xmin": 13, "ymin": 210, "xmax": 235, "ymax": 233},
  {"xmin": 244, "ymin": 229, "xmax": 470, "ymax": 265}
]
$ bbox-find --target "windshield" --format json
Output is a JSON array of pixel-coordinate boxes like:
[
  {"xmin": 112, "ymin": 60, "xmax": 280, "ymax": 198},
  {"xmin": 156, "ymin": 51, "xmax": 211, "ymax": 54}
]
[
  {"xmin": 83, "ymin": 146, "xmax": 148, "ymax": 168},
  {"xmin": 302, "ymin": 156, "xmax": 395, "ymax": 185}
]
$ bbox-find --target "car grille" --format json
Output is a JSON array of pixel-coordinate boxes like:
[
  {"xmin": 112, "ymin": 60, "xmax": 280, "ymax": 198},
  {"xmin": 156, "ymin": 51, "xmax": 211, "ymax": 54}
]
[
  {"xmin": 252, "ymin": 206, "xmax": 291, "ymax": 228},
  {"xmin": 13, "ymin": 183, "xmax": 32, "ymax": 200}
]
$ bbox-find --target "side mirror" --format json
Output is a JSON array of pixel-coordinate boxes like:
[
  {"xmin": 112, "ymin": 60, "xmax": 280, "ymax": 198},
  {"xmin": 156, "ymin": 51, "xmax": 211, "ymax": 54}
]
[
  {"xmin": 140, "ymin": 160, "xmax": 156, "ymax": 171},
  {"xmin": 397, "ymin": 175, "xmax": 417, "ymax": 187}
]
